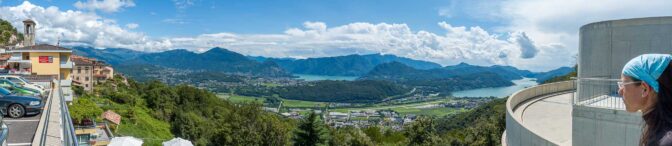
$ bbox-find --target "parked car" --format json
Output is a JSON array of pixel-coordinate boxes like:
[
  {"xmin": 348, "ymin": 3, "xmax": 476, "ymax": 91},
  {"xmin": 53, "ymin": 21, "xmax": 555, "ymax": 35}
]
[
  {"xmin": 0, "ymin": 79, "xmax": 41, "ymax": 97},
  {"xmin": 0, "ymin": 87, "xmax": 42, "ymax": 118},
  {"xmin": 0, "ymin": 75, "xmax": 45, "ymax": 94}
]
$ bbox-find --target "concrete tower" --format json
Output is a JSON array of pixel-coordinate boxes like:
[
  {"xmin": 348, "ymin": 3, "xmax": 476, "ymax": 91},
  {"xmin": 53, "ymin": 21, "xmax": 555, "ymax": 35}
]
[{"xmin": 23, "ymin": 19, "xmax": 35, "ymax": 47}]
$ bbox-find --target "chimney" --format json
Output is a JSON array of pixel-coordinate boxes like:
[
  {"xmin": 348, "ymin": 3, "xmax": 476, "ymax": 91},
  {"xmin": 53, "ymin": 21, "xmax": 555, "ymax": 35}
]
[{"xmin": 23, "ymin": 19, "xmax": 35, "ymax": 46}]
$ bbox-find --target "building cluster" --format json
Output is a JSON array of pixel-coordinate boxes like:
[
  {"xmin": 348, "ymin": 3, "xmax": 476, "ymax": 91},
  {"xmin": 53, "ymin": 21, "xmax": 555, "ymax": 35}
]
[
  {"xmin": 324, "ymin": 110, "xmax": 416, "ymax": 130},
  {"xmin": 0, "ymin": 19, "xmax": 114, "ymax": 94},
  {"xmin": 71, "ymin": 55, "xmax": 114, "ymax": 91}
]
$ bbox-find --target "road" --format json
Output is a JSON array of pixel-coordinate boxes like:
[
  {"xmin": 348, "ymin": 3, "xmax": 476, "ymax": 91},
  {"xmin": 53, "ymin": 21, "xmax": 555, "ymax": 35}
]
[{"xmin": 4, "ymin": 113, "xmax": 41, "ymax": 146}]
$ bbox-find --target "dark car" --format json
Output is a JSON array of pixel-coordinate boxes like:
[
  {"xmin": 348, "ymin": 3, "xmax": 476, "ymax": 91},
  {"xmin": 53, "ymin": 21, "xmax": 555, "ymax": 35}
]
[{"xmin": 0, "ymin": 88, "xmax": 43, "ymax": 118}]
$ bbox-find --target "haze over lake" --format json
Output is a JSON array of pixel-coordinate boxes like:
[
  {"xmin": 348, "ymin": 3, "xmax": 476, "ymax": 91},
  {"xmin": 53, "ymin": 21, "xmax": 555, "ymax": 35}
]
[{"xmin": 451, "ymin": 78, "xmax": 538, "ymax": 98}]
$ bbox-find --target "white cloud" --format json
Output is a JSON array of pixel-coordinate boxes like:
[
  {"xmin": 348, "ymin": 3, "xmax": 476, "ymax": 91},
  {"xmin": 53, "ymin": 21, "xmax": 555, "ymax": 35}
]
[
  {"xmin": 172, "ymin": 0, "xmax": 196, "ymax": 10},
  {"xmin": 125, "ymin": 23, "xmax": 138, "ymax": 29},
  {"xmin": 5, "ymin": 1, "xmax": 630, "ymax": 71},
  {"xmin": 74, "ymin": 0, "xmax": 135, "ymax": 13},
  {"xmin": 164, "ymin": 21, "xmax": 546, "ymax": 70},
  {"xmin": 0, "ymin": 1, "xmax": 167, "ymax": 51},
  {"xmin": 429, "ymin": 0, "xmax": 672, "ymax": 71}
]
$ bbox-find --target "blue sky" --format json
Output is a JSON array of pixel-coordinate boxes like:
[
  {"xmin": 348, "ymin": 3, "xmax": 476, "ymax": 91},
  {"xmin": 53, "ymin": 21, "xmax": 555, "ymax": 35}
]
[
  {"xmin": 2, "ymin": 0, "xmax": 503, "ymax": 37},
  {"xmin": 1, "ymin": 0, "xmax": 671, "ymax": 71}
]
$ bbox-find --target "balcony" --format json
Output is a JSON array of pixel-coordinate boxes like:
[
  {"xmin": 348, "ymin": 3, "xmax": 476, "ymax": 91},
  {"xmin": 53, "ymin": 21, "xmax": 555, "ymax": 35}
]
[
  {"xmin": 504, "ymin": 79, "xmax": 643, "ymax": 146},
  {"xmin": 7, "ymin": 53, "xmax": 29, "ymax": 63},
  {"xmin": 60, "ymin": 61, "xmax": 72, "ymax": 69}
]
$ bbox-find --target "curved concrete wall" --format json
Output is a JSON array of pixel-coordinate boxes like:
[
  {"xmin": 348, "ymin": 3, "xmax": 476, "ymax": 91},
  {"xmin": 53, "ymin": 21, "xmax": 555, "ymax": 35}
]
[
  {"xmin": 572, "ymin": 17, "xmax": 667, "ymax": 146},
  {"xmin": 578, "ymin": 17, "xmax": 672, "ymax": 102},
  {"xmin": 505, "ymin": 80, "xmax": 576, "ymax": 146}
]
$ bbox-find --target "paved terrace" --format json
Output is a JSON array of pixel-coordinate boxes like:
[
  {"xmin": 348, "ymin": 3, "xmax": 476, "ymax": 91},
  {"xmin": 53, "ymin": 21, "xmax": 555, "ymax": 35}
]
[
  {"xmin": 514, "ymin": 92, "xmax": 573, "ymax": 145},
  {"xmin": 504, "ymin": 81, "xmax": 575, "ymax": 146}
]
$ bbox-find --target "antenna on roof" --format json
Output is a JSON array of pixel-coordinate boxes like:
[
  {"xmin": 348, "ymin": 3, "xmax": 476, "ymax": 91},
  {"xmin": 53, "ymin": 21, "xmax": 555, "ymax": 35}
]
[{"xmin": 57, "ymin": 33, "xmax": 63, "ymax": 46}]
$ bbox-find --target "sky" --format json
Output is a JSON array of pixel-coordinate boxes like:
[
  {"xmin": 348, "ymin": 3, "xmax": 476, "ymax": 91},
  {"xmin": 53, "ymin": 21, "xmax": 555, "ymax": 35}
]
[{"xmin": 1, "ymin": 0, "xmax": 672, "ymax": 72}]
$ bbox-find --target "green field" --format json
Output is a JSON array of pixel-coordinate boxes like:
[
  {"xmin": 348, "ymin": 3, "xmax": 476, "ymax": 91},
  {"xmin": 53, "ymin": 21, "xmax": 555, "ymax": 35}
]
[
  {"xmin": 282, "ymin": 99, "xmax": 327, "ymax": 108},
  {"xmin": 392, "ymin": 107, "xmax": 465, "ymax": 117},
  {"xmin": 218, "ymin": 93, "xmax": 326, "ymax": 108},
  {"xmin": 218, "ymin": 93, "xmax": 466, "ymax": 117},
  {"xmin": 218, "ymin": 94, "xmax": 266, "ymax": 104}
]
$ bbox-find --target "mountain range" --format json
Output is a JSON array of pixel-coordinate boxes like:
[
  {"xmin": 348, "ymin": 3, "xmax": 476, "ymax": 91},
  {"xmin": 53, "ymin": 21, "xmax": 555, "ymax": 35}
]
[
  {"xmin": 262, "ymin": 53, "xmax": 442, "ymax": 76},
  {"xmin": 362, "ymin": 61, "xmax": 573, "ymax": 83},
  {"xmin": 73, "ymin": 47, "xmax": 291, "ymax": 77},
  {"xmin": 72, "ymin": 46, "xmax": 572, "ymax": 83}
]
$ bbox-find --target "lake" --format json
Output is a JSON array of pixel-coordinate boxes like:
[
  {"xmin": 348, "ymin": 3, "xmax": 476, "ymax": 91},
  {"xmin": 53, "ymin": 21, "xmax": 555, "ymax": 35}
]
[
  {"xmin": 451, "ymin": 78, "xmax": 538, "ymax": 98},
  {"xmin": 294, "ymin": 74, "xmax": 358, "ymax": 81}
]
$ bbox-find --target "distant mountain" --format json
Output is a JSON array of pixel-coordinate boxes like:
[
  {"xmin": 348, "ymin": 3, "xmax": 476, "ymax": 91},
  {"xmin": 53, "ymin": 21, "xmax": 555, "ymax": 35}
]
[
  {"xmin": 127, "ymin": 47, "xmax": 291, "ymax": 77},
  {"xmin": 73, "ymin": 47, "xmax": 291, "ymax": 77},
  {"xmin": 266, "ymin": 53, "xmax": 442, "ymax": 76},
  {"xmin": 363, "ymin": 61, "xmax": 574, "ymax": 90},
  {"xmin": 361, "ymin": 62, "xmax": 514, "ymax": 94},
  {"xmin": 441, "ymin": 63, "xmax": 535, "ymax": 80},
  {"xmin": 534, "ymin": 66, "xmax": 575, "ymax": 83},
  {"xmin": 247, "ymin": 55, "xmax": 296, "ymax": 63},
  {"xmin": 72, "ymin": 46, "xmax": 145, "ymax": 65}
]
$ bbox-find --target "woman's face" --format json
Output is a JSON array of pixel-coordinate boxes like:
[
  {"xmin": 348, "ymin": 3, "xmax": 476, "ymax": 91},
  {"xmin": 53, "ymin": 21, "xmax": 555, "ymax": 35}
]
[{"xmin": 619, "ymin": 75, "xmax": 649, "ymax": 112}]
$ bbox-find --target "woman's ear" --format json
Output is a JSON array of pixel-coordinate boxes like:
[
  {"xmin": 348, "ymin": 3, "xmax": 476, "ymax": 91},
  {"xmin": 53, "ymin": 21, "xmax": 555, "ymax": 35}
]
[{"xmin": 641, "ymin": 82, "xmax": 651, "ymax": 97}]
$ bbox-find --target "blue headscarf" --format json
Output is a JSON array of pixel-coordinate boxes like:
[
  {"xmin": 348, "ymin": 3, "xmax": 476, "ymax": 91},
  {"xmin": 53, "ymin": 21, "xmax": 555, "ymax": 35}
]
[{"xmin": 622, "ymin": 54, "xmax": 672, "ymax": 93}]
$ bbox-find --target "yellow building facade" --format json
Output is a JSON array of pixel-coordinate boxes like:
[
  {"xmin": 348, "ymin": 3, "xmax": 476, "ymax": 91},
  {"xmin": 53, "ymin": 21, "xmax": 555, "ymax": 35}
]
[{"xmin": 7, "ymin": 44, "xmax": 73, "ymax": 80}]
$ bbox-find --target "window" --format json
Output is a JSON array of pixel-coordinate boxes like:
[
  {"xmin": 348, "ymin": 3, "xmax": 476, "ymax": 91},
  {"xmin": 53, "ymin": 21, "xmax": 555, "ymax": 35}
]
[
  {"xmin": 76, "ymin": 77, "xmax": 80, "ymax": 80},
  {"xmin": 77, "ymin": 69, "xmax": 81, "ymax": 74},
  {"xmin": 85, "ymin": 84, "xmax": 88, "ymax": 87},
  {"xmin": 85, "ymin": 77, "xmax": 89, "ymax": 81}
]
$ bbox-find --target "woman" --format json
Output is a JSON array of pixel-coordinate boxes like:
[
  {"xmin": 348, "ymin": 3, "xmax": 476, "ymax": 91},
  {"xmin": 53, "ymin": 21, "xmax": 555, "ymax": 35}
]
[{"xmin": 620, "ymin": 54, "xmax": 672, "ymax": 146}]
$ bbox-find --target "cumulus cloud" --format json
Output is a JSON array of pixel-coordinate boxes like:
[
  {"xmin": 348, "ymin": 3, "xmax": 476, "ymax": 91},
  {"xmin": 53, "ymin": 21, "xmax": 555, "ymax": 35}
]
[
  {"xmin": 165, "ymin": 21, "xmax": 541, "ymax": 70},
  {"xmin": 74, "ymin": 0, "xmax": 135, "ymax": 13},
  {"xmin": 512, "ymin": 32, "xmax": 537, "ymax": 59},
  {"xmin": 429, "ymin": 0, "xmax": 672, "ymax": 71},
  {"xmin": 125, "ymin": 23, "xmax": 138, "ymax": 29},
  {"xmin": 0, "ymin": 1, "xmax": 168, "ymax": 51},
  {"xmin": 0, "ymin": 1, "xmax": 559, "ymax": 71}
]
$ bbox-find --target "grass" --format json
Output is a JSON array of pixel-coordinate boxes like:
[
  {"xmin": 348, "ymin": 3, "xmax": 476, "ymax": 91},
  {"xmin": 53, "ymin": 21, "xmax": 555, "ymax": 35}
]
[
  {"xmin": 115, "ymin": 107, "xmax": 174, "ymax": 146},
  {"xmin": 85, "ymin": 95, "xmax": 174, "ymax": 146},
  {"xmin": 282, "ymin": 99, "xmax": 326, "ymax": 108},
  {"xmin": 392, "ymin": 107, "xmax": 465, "ymax": 117},
  {"xmin": 217, "ymin": 93, "xmax": 467, "ymax": 117},
  {"xmin": 218, "ymin": 94, "xmax": 266, "ymax": 104},
  {"xmin": 218, "ymin": 93, "xmax": 325, "ymax": 108}
]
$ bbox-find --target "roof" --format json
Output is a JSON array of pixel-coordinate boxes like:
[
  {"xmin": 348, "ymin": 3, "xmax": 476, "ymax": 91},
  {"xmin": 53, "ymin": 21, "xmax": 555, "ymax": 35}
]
[
  {"xmin": 23, "ymin": 19, "xmax": 35, "ymax": 24},
  {"xmin": 9, "ymin": 44, "xmax": 72, "ymax": 53},
  {"xmin": 101, "ymin": 110, "xmax": 121, "ymax": 125},
  {"xmin": 0, "ymin": 54, "xmax": 11, "ymax": 61},
  {"xmin": 72, "ymin": 57, "xmax": 93, "ymax": 66}
]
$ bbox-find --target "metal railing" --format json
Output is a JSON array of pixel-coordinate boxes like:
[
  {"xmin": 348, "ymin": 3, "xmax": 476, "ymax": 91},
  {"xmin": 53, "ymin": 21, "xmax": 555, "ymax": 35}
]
[
  {"xmin": 37, "ymin": 81, "xmax": 54, "ymax": 145},
  {"xmin": 574, "ymin": 78, "xmax": 625, "ymax": 110},
  {"xmin": 60, "ymin": 80, "xmax": 78, "ymax": 146},
  {"xmin": 37, "ymin": 79, "xmax": 78, "ymax": 146}
]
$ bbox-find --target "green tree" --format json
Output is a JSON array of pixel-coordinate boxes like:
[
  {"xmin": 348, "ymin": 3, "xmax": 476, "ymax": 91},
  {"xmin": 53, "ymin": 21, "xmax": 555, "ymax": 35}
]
[
  {"xmin": 293, "ymin": 112, "xmax": 330, "ymax": 146},
  {"xmin": 329, "ymin": 127, "xmax": 374, "ymax": 146},
  {"xmin": 69, "ymin": 97, "xmax": 103, "ymax": 123},
  {"xmin": 405, "ymin": 116, "xmax": 442, "ymax": 146},
  {"xmin": 362, "ymin": 126, "xmax": 383, "ymax": 143},
  {"xmin": 381, "ymin": 128, "xmax": 407, "ymax": 145}
]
